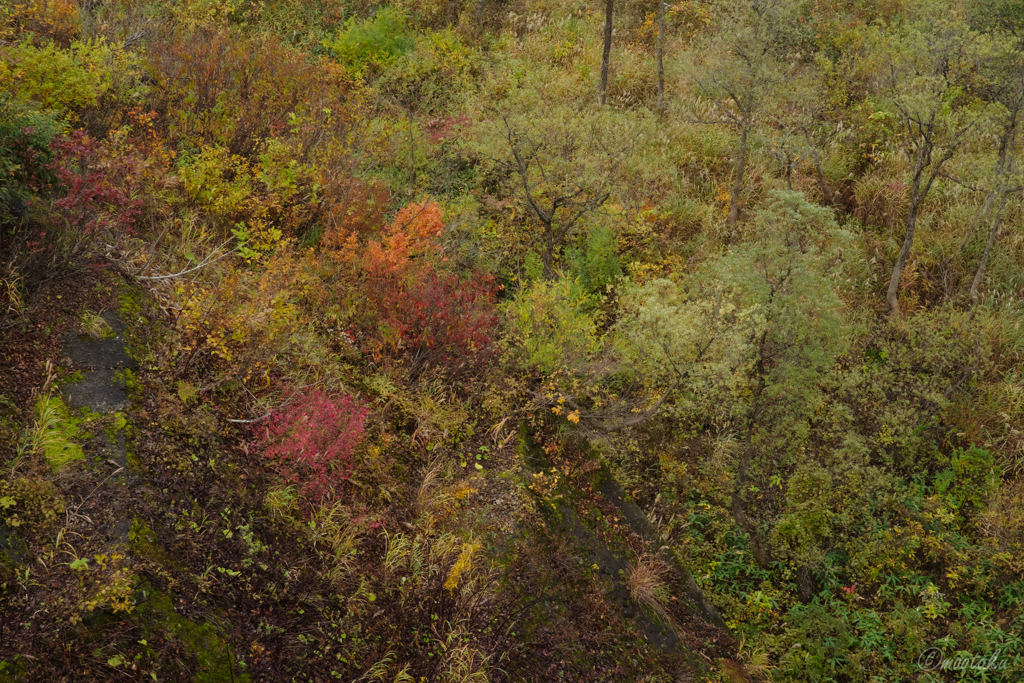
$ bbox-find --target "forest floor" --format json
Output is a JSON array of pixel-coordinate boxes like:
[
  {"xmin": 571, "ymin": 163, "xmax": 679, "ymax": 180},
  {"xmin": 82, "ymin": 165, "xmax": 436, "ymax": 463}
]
[{"xmin": 0, "ymin": 267, "xmax": 735, "ymax": 680}]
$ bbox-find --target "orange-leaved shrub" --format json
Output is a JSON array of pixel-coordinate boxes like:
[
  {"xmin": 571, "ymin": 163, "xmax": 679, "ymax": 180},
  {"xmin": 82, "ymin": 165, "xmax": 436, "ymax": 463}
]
[
  {"xmin": 319, "ymin": 175, "xmax": 390, "ymax": 249},
  {"xmin": 333, "ymin": 201, "xmax": 498, "ymax": 375}
]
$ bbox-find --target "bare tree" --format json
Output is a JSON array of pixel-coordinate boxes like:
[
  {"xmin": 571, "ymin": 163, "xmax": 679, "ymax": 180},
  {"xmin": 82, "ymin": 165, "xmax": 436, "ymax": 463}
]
[
  {"xmin": 765, "ymin": 65, "xmax": 845, "ymax": 204},
  {"xmin": 879, "ymin": 21, "xmax": 989, "ymax": 315},
  {"xmin": 801, "ymin": 123, "xmax": 838, "ymax": 205},
  {"xmin": 503, "ymin": 121, "xmax": 614, "ymax": 279},
  {"xmin": 970, "ymin": 47, "xmax": 1024, "ymax": 306},
  {"xmin": 686, "ymin": 0, "xmax": 793, "ymax": 230}
]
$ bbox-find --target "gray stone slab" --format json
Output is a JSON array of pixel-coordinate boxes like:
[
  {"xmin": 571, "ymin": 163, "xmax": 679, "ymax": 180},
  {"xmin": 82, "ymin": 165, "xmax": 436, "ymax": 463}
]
[{"xmin": 61, "ymin": 311, "xmax": 137, "ymax": 414}]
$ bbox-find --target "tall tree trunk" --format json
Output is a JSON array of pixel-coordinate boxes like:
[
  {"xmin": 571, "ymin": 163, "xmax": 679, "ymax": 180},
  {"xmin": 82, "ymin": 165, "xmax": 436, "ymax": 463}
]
[
  {"xmin": 542, "ymin": 230, "xmax": 556, "ymax": 280},
  {"xmin": 797, "ymin": 565, "xmax": 815, "ymax": 603},
  {"xmin": 728, "ymin": 122, "xmax": 749, "ymax": 229},
  {"xmin": 801, "ymin": 129, "xmax": 834, "ymax": 205},
  {"xmin": 656, "ymin": 0, "xmax": 665, "ymax": 112},
  {"xmin": 599, "ymin": 0, "xmax": 614, "ymax": 105},
  {"xmin": 888, "ymin": 140, "xmax": 949, "ymax": 316},
  {"xmin": 887, "ymin": 201, "xmax": 920, "ymax": 316},
  {"xmin": 970, "ymin": 121, "xmax": 1017, "ymax": 306},
  {"xmin": 812, "ymin": 160, "xmax": 833, "ymax": 204},
  {"xmin": 811, "ymin": 153, "xmax": 833, "ymax": 204},
  {"xmin": 446, "ymin": 0, "xmax": 459, "ymax": 26},
  {"xmin": 732, "ymin": 339, "xmax": 771, "ymax": 570},
  {"xmin": 970, "ymin": 192, "xmax": 1010, "ymax": 307},
  {"xmin": 732, "ymin": 448, "xmax": 771, "ymax": 569}
]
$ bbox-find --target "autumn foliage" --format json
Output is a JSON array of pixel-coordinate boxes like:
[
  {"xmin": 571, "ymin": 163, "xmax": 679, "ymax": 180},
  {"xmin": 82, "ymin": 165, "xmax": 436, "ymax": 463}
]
[
  {"xmin": 147, "ymin": 29, "xmax": 351, "ymax": 160},
  {"xmin": 335, "ymin": 201, "xmax": 498, "ymax": 374},
  {"xmin": 259, "ymin": 390, "xmax": 368, "ymax": 499},
  {"xmin": 51, "ymin": 131, "xmax": 143, "ymax": 238}
]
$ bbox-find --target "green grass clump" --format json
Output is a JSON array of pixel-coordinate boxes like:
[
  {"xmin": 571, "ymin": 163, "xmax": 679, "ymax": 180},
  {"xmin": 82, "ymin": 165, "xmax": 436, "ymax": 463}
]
[{"xmin": 14, "ymin": 377, "xmax": 84, "ymax": 473}]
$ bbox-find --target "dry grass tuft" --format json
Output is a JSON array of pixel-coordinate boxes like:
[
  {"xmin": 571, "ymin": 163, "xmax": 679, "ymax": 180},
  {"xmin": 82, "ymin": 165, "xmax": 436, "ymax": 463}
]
[
  {"xmin": 626, "ymin": 552, "xmax": 679, "ymax": 635},
  {"xmin": 79, "ymin": 310, "xmax": 112, "ymax": 339},
  {"xmin": 718, "ymin": 636, "xmax": 776, "ymax": 682}
]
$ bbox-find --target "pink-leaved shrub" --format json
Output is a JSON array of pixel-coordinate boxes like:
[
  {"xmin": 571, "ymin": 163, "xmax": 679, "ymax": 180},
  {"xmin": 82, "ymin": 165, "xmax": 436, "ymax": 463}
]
[{"xmin": 259, "ymin": 390, "xmax": 368, "ymax": 498}]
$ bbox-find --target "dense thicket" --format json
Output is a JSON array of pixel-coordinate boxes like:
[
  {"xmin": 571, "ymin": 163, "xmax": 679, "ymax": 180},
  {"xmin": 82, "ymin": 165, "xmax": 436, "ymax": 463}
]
[{"xmin": 1, "ymin": 0, "xmax": 1022, "ymax": 681}]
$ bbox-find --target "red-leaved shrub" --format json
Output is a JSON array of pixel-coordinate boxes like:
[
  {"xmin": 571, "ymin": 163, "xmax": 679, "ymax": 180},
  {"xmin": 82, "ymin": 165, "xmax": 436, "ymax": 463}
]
[
  {"xmin": 51, "ymin": 131, "xmax": 143, "ymax": 238},
  {"xmin": 365, "ymin": 268, "xmax": 498, "ymax": 372},
  {"xmin": 3, "ymin": 129, "xmax": 146, "ymax": 295},
  {"xmin": 260, "ymin": 391, "xmax": 368, "ymax": 499}
]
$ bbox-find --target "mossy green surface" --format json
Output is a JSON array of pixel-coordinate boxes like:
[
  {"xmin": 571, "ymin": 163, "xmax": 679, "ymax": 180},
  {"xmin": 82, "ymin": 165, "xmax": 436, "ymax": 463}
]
[
  {"xmin": 134, "ymin": 587, "xmax": 251, "ymax": 683},
  {"xmin": 115, "ymin": 282, "xmax": 162, "ymax": 365},
  {"xmin": 128, "ymin": 518, "xmax": 178, "ymax": 570},
  {"xmin": 0, "ymin": 657, "xmax": 26, "ymax": 682},
  {"xmin": 130, "ymin": 520, "xmax": 249, "ymax": 680}
]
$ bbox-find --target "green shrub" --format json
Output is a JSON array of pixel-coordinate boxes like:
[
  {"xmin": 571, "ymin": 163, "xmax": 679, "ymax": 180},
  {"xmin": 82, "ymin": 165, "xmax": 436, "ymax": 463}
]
[
  {"xmin": 177, "ymin": 145, "xmax": 253, "ymax": 228},
  {"xmin": 1, "ymin": 38, "xmax": 117, "ymax": 115},
  {"xmin": 935, "ymin": 446, "xmax": 1000, "ymax": 512},
  {"xmin": 566, "ymin": 223, "xmax": 621, "ymax": 296},
  {"xmin": 0, "ymin": 95, "xmax": 58, "ymax": 222},
  {"xmin": 323, "ymin": 7, "xmax": 415, "ymax": 77},
  {"xmin": 31, "ymin": 394, "xmax": 84, "ymax": 471},
  {"xmin": 376, "ymin": 28, "xmax": 478, "ymax": 113},
  {"xmin": 614, "ymin": 191, "xmax": 859, "ymax": 430},
  {"xmin": 503, "ymin": 276, "xmax": 599, "ymax": 374},
  {"xmin": 233, "ymin": 0, "xmax": 349, "ymax": 50},
  {"xmin": 773, "ymin": 463, "xmax": 835, "ymax": 564}
]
